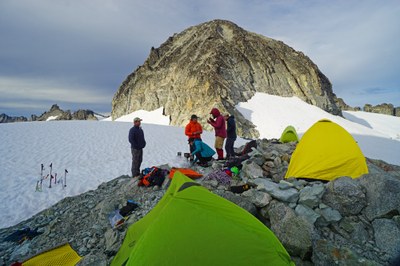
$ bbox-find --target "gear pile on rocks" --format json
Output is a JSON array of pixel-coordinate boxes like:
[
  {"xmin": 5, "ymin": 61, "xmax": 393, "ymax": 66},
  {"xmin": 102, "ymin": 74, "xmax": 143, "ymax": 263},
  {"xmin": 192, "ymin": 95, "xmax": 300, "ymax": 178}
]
[{"xmin": 1, "ymin": 139, "xmax": 400, "ymax": 265}]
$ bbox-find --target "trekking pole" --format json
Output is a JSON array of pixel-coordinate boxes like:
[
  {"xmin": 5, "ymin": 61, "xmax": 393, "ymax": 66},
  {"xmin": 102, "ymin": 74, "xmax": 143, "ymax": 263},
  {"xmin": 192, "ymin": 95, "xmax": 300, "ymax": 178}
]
[
  {"xmin": 64, "ymin": 169, "xmax": 68, "ymax": 187},
  {"xmin": 41, "ymin": 164, "xmax": 44, "ymax": 178},
  {"xmin": 54, "ymin": 173, "xmax": 57, "ymax": 185},
  {"xmin": 49, "ymin": 163, "xmax": 53, "ymax": 188}
]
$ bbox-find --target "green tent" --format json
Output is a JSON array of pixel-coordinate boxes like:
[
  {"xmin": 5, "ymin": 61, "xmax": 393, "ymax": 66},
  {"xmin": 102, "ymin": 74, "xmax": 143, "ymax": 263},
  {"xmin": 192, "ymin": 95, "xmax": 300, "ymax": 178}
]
[
  {"xmin": 112, "ymin": 171, "xmax": 294, "ymax": 266},
  {"xmin": 280, "ymin": 125, "xmax": 299, "ymax": 143}
]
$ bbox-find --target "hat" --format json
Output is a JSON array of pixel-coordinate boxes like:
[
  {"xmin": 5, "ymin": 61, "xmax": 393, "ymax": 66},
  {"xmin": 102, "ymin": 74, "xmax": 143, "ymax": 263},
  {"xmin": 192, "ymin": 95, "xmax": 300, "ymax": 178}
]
[
  {"xmin": 191, "ymin": 114, "xmax": 198, "ymax": 120},
  {"xmin": 133, "ymin": 117, "xmax": 142, "ymax": 122}
]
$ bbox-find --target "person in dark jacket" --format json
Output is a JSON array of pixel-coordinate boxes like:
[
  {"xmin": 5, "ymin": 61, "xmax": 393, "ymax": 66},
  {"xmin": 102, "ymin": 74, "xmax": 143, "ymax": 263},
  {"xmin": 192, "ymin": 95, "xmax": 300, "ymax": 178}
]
[
  {"xmin": 224, "ymin": 114, "xmax": 237, "ymax": 159},
  {"xmin": 129, "ymin": 117, "xmax": 146, "ymax": 178}
]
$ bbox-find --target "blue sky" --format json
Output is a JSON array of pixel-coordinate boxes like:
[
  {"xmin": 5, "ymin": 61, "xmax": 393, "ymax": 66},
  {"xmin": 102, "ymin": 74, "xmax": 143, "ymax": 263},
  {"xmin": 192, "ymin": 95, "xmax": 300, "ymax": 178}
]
[{"xmin": 1, "ymin": 0, "xmax": 399, "ymax": 116}]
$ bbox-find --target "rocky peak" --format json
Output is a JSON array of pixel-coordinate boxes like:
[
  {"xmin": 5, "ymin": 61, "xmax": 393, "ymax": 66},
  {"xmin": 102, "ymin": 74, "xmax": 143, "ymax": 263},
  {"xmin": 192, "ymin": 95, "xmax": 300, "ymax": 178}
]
[
  {"xmin": 112, "ymin": 19, "xmax": 341, "ymax": 138},
  {"xmin": 33, "ymin": 105, "xmax": 98, "ymax": 122}
]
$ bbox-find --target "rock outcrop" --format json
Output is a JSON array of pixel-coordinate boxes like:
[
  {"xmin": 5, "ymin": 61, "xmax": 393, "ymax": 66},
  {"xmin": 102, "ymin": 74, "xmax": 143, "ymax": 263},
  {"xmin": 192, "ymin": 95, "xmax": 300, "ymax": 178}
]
[
  {"xmin": 1, "ymin": 139, "xmax": 399, "ymax": 265},
  {"xmin": 32, "ymin": 104, "xmax": 98, "ymax": 121},
  {"xmin": 0, "ymin": 113, "xmax": 28, "ymax": 123},
  {"xmin": 335, "ymin": 98, "xmax": 361, "ymax": 111},
  {"xmin": 112, "ymin": 19, "xmax": 341, "ymax": 138},
  {"xmin": 363, "ymin": 103, "xmax": 398, "ymax": 116}
]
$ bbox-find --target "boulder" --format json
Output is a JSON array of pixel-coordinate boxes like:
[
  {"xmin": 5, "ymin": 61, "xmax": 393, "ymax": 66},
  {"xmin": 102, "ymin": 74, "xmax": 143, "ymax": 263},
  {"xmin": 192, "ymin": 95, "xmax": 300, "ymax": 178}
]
[
  {"xmin": 241, "ymin": 160, "xmax": 264, "ymax": 179},
  {"xmin": 268, "ymin": 200, "xmax": 313, "ymax": 259},
  {"xmin": 317, "ymin": 205, "xmax": 342, "ymax": 224},
  {"xmin": 252, "ymin": 178, "xmax": 299, "ymax": 203},
  {"xmin": 295, "ymin": 204, "xmax": 321, "ymax": 225},
  {"xmin": 299, "ymin": 184, "xmax": 325, "ymax": 208},
  {"xmin": 322, "ymin": 177, "xmax": 367, "ymax": 216},
  {"xmin": 358, "ymin": 174, "xmax": 400, "ymax": 221},
  {"xmin": 242, "ymin": 189, "xmax": 272, "ymax": 208}
]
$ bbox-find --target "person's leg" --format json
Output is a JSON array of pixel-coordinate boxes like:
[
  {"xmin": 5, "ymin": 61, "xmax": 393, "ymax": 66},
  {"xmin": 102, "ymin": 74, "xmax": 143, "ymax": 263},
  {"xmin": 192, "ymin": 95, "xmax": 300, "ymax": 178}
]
[
  {"xmin": 215, "ymin": 136, "xmax": 225, "ymax": 159},
  {"xmin": 131, "ymin": 148, "xmax": 142, "ymax": 177},
  {"xmin": 138, "ymin": 149, "xmax": 143, "ymax": 174},
  {"xmin": 195, "ymin": 152, "xmax": 206, "ymax": 164},
  {"xmin": 225, "ymin": 138, "xmax": 234, "ymax": 158}
]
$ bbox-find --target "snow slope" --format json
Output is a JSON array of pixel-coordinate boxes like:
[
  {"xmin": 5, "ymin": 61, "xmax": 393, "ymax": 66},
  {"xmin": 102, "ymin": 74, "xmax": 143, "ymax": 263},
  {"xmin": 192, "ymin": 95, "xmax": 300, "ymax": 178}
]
[{"xmin": 1, "ymin": 93, "xmax": 399, "ymax": 229}]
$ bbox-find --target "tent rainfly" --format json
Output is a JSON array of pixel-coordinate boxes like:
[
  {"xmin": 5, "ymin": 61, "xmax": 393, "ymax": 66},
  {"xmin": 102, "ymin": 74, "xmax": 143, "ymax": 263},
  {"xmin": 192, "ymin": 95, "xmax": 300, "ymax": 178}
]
[
  {"xmin": 285, "ymin": 119, "xmax": 368, "ymax": 181},
  {"xmin": 112, "ymin": 171, "xmax": 294, "ymax": 266},
  {"xmin": 280, "ymin": 125, "xmax": 299, "ymax": 143}
]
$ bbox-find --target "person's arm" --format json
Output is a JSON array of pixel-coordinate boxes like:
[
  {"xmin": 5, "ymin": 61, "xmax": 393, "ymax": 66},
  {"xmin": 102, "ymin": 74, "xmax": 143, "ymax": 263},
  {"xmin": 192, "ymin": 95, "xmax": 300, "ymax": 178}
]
[
  {"xmin": 128, "ymin": 128, "xmax": 134, "ymax": 145},
  {"xmin": 207, "ymin": 118, "xmax": 216, "ymax": 128},
  {"xmin": 197, "ymin": 124, "xmax": 203, "ymax": 135},
  {"xmin": 227, "ymin": 119, "xmax": 233, "ymax": 134},
  {"xmin": 214, "ymin": 116, "xmax": 225, "ymax": 130},
  {"xmin": 184, "ymin": 123, "xmax": 191, "ymax": 137}
]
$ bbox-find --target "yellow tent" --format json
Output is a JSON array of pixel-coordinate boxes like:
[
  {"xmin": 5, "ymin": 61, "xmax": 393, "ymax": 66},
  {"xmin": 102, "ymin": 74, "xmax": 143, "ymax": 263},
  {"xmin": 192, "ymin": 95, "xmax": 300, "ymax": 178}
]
[{"xmin": 285, "ymin": 119, "xmax": 368, "ymax": 181}]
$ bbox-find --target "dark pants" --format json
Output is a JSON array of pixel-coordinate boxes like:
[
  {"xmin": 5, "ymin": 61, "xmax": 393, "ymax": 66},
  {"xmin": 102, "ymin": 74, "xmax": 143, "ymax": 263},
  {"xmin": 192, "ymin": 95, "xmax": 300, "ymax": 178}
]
[
  {"xmin": 225, "ymin": 138, "xmax": 236, "ymax": 158},
  {"xmin": 194, "ymin": 152, "xmax": 212, "ymax": 164},
  {"xmin": 131, "ymin": 148, "xmax": 143, "ymax": 177}
]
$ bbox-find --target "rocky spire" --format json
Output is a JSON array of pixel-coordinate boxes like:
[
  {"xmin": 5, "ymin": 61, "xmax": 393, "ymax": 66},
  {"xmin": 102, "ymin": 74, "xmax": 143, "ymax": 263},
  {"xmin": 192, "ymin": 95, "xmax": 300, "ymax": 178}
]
[{"xmin": 112, "ymin": 19, "xmax": 341, "ymax": 138}]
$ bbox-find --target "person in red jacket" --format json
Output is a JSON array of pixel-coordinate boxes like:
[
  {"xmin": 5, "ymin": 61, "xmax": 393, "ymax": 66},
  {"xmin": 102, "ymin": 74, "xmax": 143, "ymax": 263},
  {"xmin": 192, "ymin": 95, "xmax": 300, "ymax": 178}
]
[
  {"xmin": 185, "ymin": 114, "xmax": 203, "ymax": 154},
  {"xmin": 207, "ymin": 108, "xmax": 227, "ymax": 160}
]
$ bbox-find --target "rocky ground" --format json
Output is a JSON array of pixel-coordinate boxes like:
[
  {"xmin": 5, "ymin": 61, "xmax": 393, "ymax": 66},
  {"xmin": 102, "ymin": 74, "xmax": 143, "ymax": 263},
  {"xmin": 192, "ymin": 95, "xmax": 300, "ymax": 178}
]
[{"xmin": 1, "ymin": 139, "xmax": 400, "ymax": 265}]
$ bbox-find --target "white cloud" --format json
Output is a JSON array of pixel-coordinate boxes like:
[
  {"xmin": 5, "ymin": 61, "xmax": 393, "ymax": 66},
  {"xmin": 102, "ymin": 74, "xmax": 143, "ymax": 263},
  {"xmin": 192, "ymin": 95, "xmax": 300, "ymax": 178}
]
[{"xmin": 0, "ymin": 76, "xmax": 111, "ymax": 104}]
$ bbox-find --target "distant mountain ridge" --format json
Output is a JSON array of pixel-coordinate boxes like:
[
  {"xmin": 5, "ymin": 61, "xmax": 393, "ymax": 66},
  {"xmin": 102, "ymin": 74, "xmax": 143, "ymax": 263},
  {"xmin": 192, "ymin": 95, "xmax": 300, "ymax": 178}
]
[
  {"xmin": 112, "ymin": 19, "xmax": 341, "ymax": 138},
  {"xmin": 0, "ymin": 104, "xmax": 102, "ymax": 123},
  {"xmin": 336, "ymin": 99, "xmax": 400, "ymax": 117}
]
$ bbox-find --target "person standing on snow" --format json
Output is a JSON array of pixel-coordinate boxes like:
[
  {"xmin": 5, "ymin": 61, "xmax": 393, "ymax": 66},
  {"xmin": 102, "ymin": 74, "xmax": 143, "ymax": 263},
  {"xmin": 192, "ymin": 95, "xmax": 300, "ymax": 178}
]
[
  {"xmin": 207, "ymin": 108, "xmax": 226, "ymax": 160},
  {"xmin": 129, "ymin": 117, "xmax": 146, "ymax": 178},
  {"xmin": 224, "ymin": 114, "xmax": 237, "ymax": 159},
  {"xmin": 185, "ymin": 114, "xmax": 203, "ymax": 155}
]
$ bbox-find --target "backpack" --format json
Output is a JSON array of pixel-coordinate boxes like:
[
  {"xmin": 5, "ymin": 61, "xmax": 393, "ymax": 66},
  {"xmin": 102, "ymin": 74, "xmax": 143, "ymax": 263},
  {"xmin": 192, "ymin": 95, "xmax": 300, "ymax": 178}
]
[
  {"xmin": 236, "ymin": 140, "xmax": 257, "ymax": 156},
  {"xmin": 138, "ymin": 167, "xmax": 167, "ymax": 187}
]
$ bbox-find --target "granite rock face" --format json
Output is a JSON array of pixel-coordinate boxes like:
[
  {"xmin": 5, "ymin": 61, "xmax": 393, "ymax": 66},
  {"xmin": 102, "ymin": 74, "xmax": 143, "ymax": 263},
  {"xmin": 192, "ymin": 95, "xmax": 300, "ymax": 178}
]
[{"xmin": 111, "ymin": 19, "xmax": 341, "ymax": 138}]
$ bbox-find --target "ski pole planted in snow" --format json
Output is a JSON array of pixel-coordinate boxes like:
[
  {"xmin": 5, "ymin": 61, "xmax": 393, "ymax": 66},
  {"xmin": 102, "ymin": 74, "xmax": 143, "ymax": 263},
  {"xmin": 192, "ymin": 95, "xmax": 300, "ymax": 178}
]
[
  {"xmin": 64, "ymin": 169, "xmax": 68, "ymax": 187},
  {"xmin": 49, "ymin": 163, "xmax": 53, "ymax": 188}
]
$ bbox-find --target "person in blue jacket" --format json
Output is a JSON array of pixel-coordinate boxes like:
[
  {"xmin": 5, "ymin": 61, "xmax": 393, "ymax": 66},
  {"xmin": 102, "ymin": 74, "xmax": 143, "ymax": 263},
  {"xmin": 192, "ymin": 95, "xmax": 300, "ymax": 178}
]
[
  {"xmin": 129, "ymin": 117, "xmax": 146, "ymax": 177},
  {"xmin": 189, "ymin": 138, "xmax": 216, "ymax": 166}
]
